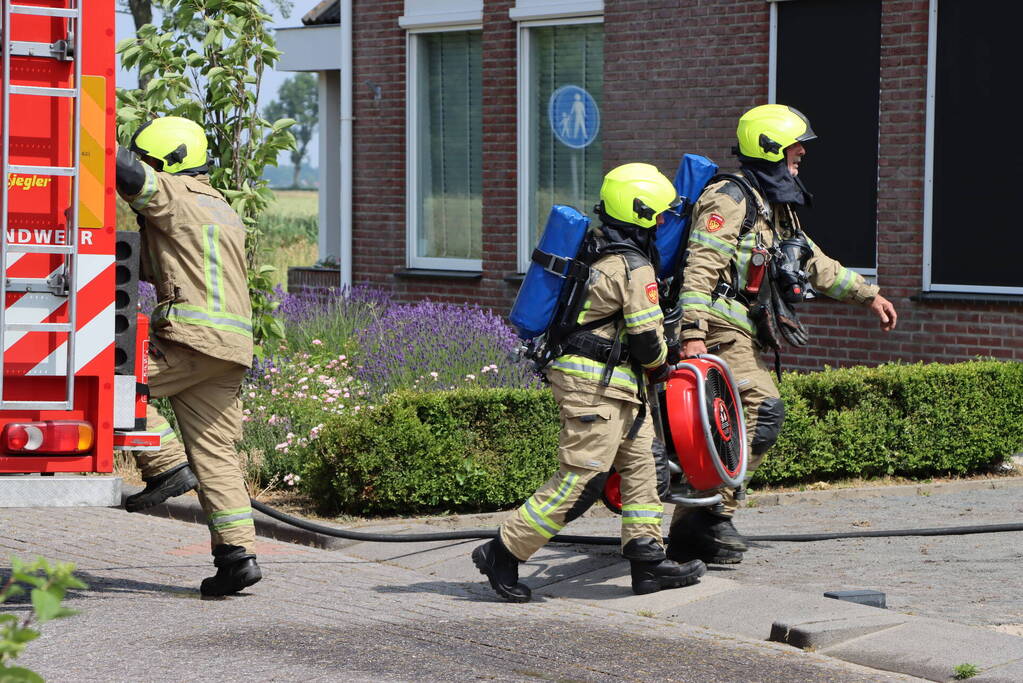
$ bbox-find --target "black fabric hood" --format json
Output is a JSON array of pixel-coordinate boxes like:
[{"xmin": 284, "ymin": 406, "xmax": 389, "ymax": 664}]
[{"xmin": 737, "ymin": 152, "xmax": 814, "ymax": 208}]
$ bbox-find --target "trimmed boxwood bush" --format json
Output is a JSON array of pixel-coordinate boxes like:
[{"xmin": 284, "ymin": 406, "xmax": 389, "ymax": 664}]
[{"xmin": 304, "ymin": 361, "xmax": 1023, "ymax": 516}]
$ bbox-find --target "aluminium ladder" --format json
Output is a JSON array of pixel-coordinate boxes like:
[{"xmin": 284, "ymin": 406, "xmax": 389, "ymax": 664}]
[{"xmin": 0, "ymin": 0, "xmax": 83, "ymax": 410}]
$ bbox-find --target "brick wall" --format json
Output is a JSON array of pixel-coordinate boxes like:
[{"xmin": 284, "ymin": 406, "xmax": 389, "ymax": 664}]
[{"xmin": 344, "ymin": 0, "xmax": 1023, "ymax": 370}]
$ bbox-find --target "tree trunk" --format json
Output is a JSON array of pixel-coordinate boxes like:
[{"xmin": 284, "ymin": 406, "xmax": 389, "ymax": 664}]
[{"xmin": 128, "ymin": 0, "xmax": 153, "ymax": 90}]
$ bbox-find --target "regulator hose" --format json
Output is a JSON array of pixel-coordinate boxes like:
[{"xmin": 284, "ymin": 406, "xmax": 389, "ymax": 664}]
[{"xmin": 250, "ymin": 499, "xmax": 1023, "ymax": 546}]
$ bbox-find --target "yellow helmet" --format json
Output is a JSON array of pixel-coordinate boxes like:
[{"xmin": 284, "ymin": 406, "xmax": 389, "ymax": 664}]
[
  {"xmin": 736, "ymin": 104, "xmax": 816, "ymax": 163},
  {"xmin": 598, "ymin": 163, "xmax": 679, "ymax": 229},
  {"xmin": 129, "ymin": 116, "xmax": 209, "ymax": 174}
]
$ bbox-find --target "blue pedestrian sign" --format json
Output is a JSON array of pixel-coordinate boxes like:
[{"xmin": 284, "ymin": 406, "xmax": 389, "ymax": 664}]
[{"xmin": 549, "ymin": 85, "xmax": 599, "ymax": 149}]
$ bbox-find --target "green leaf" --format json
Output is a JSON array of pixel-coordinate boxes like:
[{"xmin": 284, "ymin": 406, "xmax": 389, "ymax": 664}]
[
  {"xmin": 0, "ymin": 665, "xmax": 45, "ymax": 683},
  {"xmin": 30, "ymin": 589, "xmax": 60, "ymax": 624}
]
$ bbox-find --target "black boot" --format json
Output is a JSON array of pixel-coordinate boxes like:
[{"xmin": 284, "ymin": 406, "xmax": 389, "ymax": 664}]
[
  {"xmin": 124, "ymin": 463, "xmax": 198, "ymax": 512},
  {"xmin": 667, "ymin": 542, "xmax": 745, "ymax": 566},
  {"xmin": 200, "ymin": 545, "xmax": 262, "ymax": 597},
  {"xmin": 623, "ymin": 537, "xmax": 706, "ymax": 594},
  {"xmin": 471, "ymin": 538, "xmax": 531, "ymax": 603},
  {"xmin": 675, "ymin": 508, "xmax": 749, "ymax": 552}
]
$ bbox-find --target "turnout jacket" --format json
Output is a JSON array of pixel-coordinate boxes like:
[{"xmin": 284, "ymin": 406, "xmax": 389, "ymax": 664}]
[
  {"xmin": 548, "ymin": 249, "xmax": 668, "ymax": 405},
  {"xmin": 119, "ymin": 162, "xmax": 253, "ymax": 368},
  {"xmin": 678, "ymin": 174, "xmax": 879, "ymax": 343}
]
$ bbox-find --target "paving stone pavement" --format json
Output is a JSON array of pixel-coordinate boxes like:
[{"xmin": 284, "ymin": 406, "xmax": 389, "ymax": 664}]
[{"xmin": 0, "ymin": 505, "xmax": 919, "ymax": 683}]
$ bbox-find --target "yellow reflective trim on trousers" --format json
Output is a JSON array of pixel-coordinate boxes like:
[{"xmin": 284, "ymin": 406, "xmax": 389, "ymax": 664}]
[
  {"xmin": 624, "ymin": 305, "xmax": 663, "ymax": 328},
  {"xmin": 211, "ymin": 518, "xmax": 255, "ymax": 531},
  {"xmin": 210, "ymin": 506, "xmax": 252, "ymax": 519},
  {"xmin": 519, "ymin": 503, "xmax": 558, "ymax": 539},
  {"xmin": 680, "ymin": 291, "xmax": 753, "ymax": 333},
  {"xmin": 518, "ymin": 472, "xmax": 579, "ymax": 540},
  {"xmin": 621, "ymin": 504, "xmax": 663, "ymax": 525},
  {"xmin": 538, "ymin": 472, "xmax": 579, "ymax": 514},
  {"xmin": 551, "ymin": 355, "xmax": 638, "ymax": 391},
  {"xmin": 129, "ymin": 165, "xmax": 158, "ymax": 211}
]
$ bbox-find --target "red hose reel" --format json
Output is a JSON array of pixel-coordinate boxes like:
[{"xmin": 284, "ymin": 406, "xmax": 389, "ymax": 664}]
[{"xmin": 602, "ymin": 354, "xmax": 748, "ymax": 513}]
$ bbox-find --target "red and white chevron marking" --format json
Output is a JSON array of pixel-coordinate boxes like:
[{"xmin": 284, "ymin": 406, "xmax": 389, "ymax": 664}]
[{"xmin": 3, "ymin": 252, "xmax": 114, "ymax": 376}]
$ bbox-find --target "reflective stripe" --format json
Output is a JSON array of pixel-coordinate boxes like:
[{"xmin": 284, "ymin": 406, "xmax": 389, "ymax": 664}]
[
  {"xmin": 212, "ymin": 518, "xmax": 256, "ymax": 531},
  {"xmin": 149, "ymin": 420, "xmax": 178, "ymax": 444},
  {"xmin": 680, "ymin": 292, "xmax": 753, "ymax": 333},
  {"xmin": 575, "ymin": 299, "xmax": 592, "ymax": 325},
  {"xmin": 734, "ymin": 232, "xmax": 758, "ymax": 291},
  {"xmin": 689, "ymin": 230, "xmax": 737, "ymax": 258},
  {"xmin": 539, "ymin": 472, "xmax": 579, "ymax": 514},
  {"xmin": 621, "ymin": 503, "xmax": 663, "ymax": 525},
  {"xmin": 551, "ymin": 355, "xmax": 638, "ymax": 391},
  {"xmin": 823, "ymin": 267, "xmax": 856, "ymax": 300},
  {"xmin": 624, "ymin": 305, "xmax": 663, "ymax": 329},
  {"xmin": 209, "ymin": 507, "xmax": 254, "ymax": 530},
  {"xmin": 518, "ymin": 472, "xmax": 580, "ymax": 539},
  {"xmin": 129, "ymin": 165, "xmax": 158, "ymax": 211},
  {"xmin": 154, "ymin": 306, "xmax": 253, "ymax": 336},
  {"xmin": 519, "ymin": 500, "xmax": 561, "ymax": 539},
  {"xmin": 203, "ymin": 224, "xmax": 224, "ymax": 312}
]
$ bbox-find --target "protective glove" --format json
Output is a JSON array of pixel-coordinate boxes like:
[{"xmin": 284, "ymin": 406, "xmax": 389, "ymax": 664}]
[
  {"xmin": 771, "ymin": 285, "xmax": 810, "ymax": 347},
  {"xmin": 666, "ymin": 339, "xmax": 682, "ymax": 366},
  {"xmin": 645, "ymin": 363, "xmax": 671, "ymax": 385}
]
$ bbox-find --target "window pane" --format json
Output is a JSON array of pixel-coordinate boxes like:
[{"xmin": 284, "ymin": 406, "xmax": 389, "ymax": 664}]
[
  {"xmin": 528, "ymin": 23, "xmax": 604, "ymax": 248},
  {"xmin": 777, "ymin": 0, "xmax": 879, "ymax": 271},
  {"xmin": 931, "ymin": 1, "xmax": 1021, "ymax": 288},
  {"xmin": 416, "ymin": 31, "xmax": 482, "ymax": 261}
]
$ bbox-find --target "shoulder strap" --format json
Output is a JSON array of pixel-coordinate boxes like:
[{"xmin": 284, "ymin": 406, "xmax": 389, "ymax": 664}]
[{"xmin": 707, "ymin": 173, "xmax": 764, "ymax": 236}]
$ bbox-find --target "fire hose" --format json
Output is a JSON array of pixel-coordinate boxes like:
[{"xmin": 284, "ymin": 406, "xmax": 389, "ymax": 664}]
[{"xmin": 249, "ymin": 498, "xmax": 1023, "ymax": 546}]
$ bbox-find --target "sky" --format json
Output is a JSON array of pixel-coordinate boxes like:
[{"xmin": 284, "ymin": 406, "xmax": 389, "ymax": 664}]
[{"xmin": 115, "ymin": 0, "xmax": 323, "ymax": 165}]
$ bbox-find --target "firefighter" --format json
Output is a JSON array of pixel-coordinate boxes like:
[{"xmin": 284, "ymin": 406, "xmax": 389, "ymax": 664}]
[
  {"xmin": 667, "ymin": 104, "xmax": 898, "ymax": 565},
  {"xmin": 115, "ymin": 116, "xmax": 260, "ymax": 597},
  {"xmin": 472, "ymin": 164, "xmax": 707, "ymax": 602}
]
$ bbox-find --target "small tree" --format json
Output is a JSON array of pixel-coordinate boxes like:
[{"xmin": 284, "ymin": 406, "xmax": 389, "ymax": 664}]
[
  {"xmin": 116, "ymin": 0, "xmax": 298, "ymax": 355},
  {"xmin": 1, "ymin": 557, "xmax": 86, "ymax": 682},
  {"xmin": 263, "ymin": 73, "xmax": 318, "ymax": 189},
  {"xmin": 116, "ymin": 0, "xmax": 293, "ymax": 90}
]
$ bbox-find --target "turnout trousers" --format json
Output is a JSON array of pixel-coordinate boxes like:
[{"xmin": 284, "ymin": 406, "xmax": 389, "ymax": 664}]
[
  {"xmin": 670, "ymin": 329, "xmax": 784, "ymax": 527},
  {"xmin": 500, "ymin": 373, "xmax": 665, "ymax": 562},
  {"xmin": 135, "ymin": 339, "xmax": 256, "ymax": 553}
]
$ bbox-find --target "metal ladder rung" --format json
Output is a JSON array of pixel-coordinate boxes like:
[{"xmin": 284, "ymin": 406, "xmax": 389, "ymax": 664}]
[
  {"xmin": 8, "ymin": 85, "xmax": 77, "ymax": 98},
  {"xmin": 7, "ymin": 244, "xmax": 74, "ymax": 254},
  {"xmin": 7, "ymin": 164, "xmax": 75, "ymax": 176},
  {"xmin": 4, "ymin": 322, "xmax": 72, "ymax": 333},
  {"xmin": 1, "ymin": 400, "xmax": 73, "ymax": 410},
  {"xmin": 8, "ymin": 5, "xmax": 78, "ymax": 17}
]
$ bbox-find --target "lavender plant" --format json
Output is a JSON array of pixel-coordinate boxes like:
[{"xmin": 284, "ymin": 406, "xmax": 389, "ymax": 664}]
[{"xmin": 353, "ymin": 300, "xmax": 538, "ymax": 397}]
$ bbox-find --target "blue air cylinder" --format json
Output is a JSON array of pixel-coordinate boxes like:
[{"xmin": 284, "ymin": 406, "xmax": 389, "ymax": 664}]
[
  {"xmin": 509, "ymin": 205, "xmax": 591, "ymax": 340},
  {"xmin": 655, "ymin": 153, "xmax": 719, "ymax": 279}
]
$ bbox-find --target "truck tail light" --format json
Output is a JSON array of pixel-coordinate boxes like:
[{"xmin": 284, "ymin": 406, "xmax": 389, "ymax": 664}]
[{"xmin": 2, "ymin": 421, "xmax": 95, "ymax": 454}]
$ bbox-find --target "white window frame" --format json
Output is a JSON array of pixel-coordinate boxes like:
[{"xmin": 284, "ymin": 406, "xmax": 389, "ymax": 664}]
[
  {"xmin": 515, "ymin": 14, "xmax": 603, "ymax": 273},
  {"xmin": 405, "ymin": 24, "xmax": 483, "ymax": 272},
  {"xmin": 768, "ymin": 0, "xmax": 878, "ymax": 280}
]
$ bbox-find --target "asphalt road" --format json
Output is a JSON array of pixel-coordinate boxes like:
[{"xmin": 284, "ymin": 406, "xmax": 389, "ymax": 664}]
[{"xmin": 0, "ymin": 505, "xmax": 919, "ymax": 683}]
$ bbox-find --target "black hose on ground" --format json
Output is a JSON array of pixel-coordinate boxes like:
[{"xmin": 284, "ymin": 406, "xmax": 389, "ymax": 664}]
[{"xmin": 250, "ymin": 499, "xmax": 1023, "ymax": 546}]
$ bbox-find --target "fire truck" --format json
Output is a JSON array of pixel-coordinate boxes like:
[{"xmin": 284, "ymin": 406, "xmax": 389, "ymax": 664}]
[{"xmin": 0, "ymin": 0, "xmax": 155, "ymax": 506}]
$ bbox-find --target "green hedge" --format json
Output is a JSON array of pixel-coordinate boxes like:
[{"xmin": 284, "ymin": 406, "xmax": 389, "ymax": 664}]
[{"xmin": 304, "ymin": 361, "xmax": 1023, "ymax": 516}]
